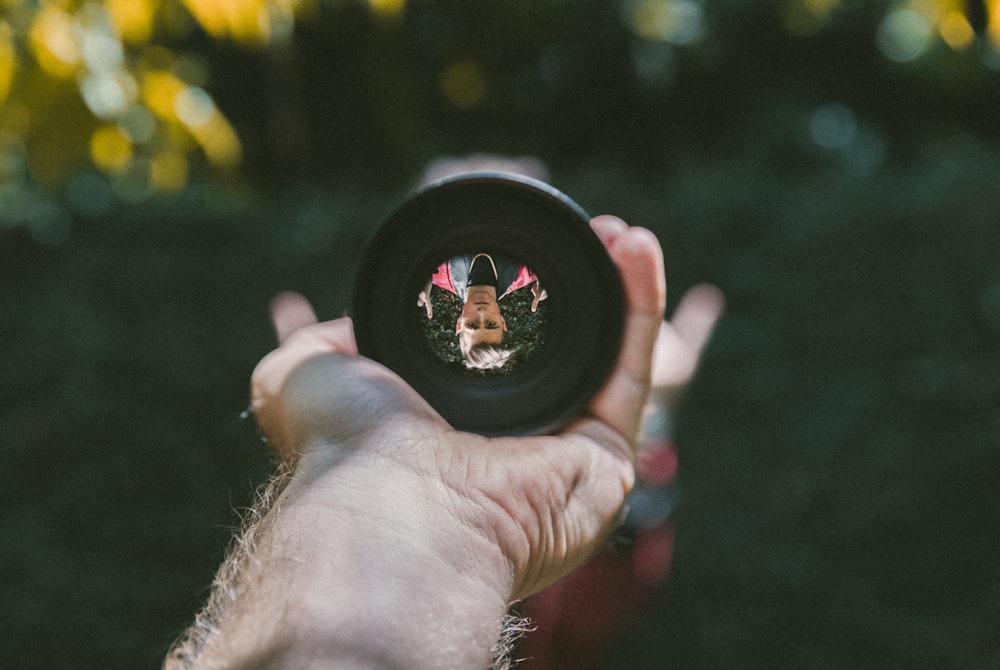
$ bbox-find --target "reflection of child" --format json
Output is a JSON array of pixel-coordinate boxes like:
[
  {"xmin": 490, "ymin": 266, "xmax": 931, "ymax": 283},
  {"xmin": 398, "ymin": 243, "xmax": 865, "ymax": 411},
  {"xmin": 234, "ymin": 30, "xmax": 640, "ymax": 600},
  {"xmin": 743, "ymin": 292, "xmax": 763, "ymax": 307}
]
[{"xmin": 419, "ymin": 253, "xmax": 546, "ymax": 370}]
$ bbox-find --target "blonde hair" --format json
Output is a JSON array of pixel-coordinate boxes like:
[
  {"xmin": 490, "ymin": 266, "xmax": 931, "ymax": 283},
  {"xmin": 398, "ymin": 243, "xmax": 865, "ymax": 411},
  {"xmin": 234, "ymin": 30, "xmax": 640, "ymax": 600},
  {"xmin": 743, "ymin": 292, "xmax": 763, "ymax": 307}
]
[{"xmin": 461, "ymin": 342, "xmax": 514, "ymax": 370}]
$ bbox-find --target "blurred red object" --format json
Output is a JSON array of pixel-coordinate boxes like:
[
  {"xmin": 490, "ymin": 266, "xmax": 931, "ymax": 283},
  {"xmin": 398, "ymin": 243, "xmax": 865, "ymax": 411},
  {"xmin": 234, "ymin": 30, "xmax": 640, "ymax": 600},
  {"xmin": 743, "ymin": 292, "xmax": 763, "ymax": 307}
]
[{"xmin": 516, "ymin": 434, "xmax": 679, "ymax": 670}]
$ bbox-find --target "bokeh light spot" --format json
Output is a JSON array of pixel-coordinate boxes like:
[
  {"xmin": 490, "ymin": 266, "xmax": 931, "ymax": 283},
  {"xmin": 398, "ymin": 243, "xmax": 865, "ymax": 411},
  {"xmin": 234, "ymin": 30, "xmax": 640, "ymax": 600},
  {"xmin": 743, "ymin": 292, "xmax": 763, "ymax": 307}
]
[
  {"xmin": 175, "ymin": 86, "xmax": 215, "ymax": 127},
  {"xmin": 80, "ymin": 6, "xmax": 124, "ymax": 74},
  {"xmin": 179, "ymin": 0, "xmax": 292, "ymax": 46},
  {"xmin": 105, "ymin": 0, "xmax": 157, "ymax": 45},
  {"xmin": 0, "ymin": 20, "xmax": 15, "ymax": 105},
  {"xmin": 877, "ymin": 9, "xmax": 933, "ymax": 62},
  {"xmin": 368, "ymin": 0, "xmax": 407, "ymax": 20},
  {"xmin": 187, "ymin": 112, "xmax": 243, "ymax": 169},
  {"xmin": 939, "ymin": 11, "xmax": 975, "ymax": 51},
  {"xmin": 29, "ymin": 6, "xmax": 82, "ymax": 78},
  {"xmin": 441, "ymin": 59, "xmax": 486, "ymax": 109},
  {"xmin": 80, "ymin": 71, "xmax": 137, "ymax": 118},
  {"xmin": 120, "ymin": 105, "xmax": 157, "ymax": 143},
  {"xmin": 180, "ymin": 0, "xmax": 237, "ymax": 41},
  {"xmin": 989, "ymin": 0, "xmax": 1000, "ymax": 52},
  {"xmin": 151, "ymin": 150, "xmax": 189, "ymax": 191},
  {"xmin": 624, "ymin": 0, "xmax": 705, "ymax": 45},
  {"xmin": 142, "ymin": 70, "xmax": 186, "ymax": 120},
  {"xmin": 809, "ymin": 102, "xmax": 857, "ymax": 150},
  {"xmin": 90, "ymin": 124, "xmax": 133, "ymax": 171}
]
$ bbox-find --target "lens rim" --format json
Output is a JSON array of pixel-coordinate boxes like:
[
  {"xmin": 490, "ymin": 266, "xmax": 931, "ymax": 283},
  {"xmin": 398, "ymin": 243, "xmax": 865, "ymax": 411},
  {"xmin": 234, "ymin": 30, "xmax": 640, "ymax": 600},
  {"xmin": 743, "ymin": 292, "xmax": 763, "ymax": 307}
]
[{"xmin": 351, "ymin": 172, "xmax": 624, "ymax": 436}]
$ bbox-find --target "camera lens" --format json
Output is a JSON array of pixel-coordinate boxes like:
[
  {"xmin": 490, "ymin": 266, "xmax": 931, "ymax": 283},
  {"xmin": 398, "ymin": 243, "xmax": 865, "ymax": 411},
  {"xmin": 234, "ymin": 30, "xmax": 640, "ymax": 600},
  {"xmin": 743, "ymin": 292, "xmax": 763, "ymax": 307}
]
[{"xmin": 351, "ymin": 173, "xmax": 624, "ymax": 436}]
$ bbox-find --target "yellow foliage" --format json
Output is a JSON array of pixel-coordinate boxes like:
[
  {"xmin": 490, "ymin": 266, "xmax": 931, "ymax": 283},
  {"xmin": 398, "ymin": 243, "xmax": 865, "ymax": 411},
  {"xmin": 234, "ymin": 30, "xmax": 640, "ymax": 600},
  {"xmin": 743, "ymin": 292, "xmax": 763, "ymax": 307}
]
[
  {"xmin": 140, "ymin": 70, "xmax": 242, "ymax": 169},
  {"xmin": 104, "ymin": 0, "xmax": 160, "ymax": 45},
  {"xmin": 939, "ymin": 10, "xmax": 975, "ymax": 50},
  {"xmin": 28, "ymin": 5, "xmax": 82, "ymax": 78},
  {"xmin": 141, "ymin": 69, "xmax": 186, "ymax": 120},
  {"xmin": 187, "ymin": 110, "xmax": 241, "ymax": 169},
  {"xmin": 0, "ymin": 20, "xmax": 15, "ymax": 106},
  {"xmin": 151, "ymin": 149, "xmax": 189, "ymax": 190},
  {"xmin": 988, "ymin": 0, "xmax": 1000, "ymax": 48},
  {"xmin": 90, "ymin": 124, "xmax": 133, "ymax": 171},
  {"xmin": 368, "ymin": 0, "xmax": 406, "ymax": 20},
  {"xmin": 179, "ymin": 0, "xmax": 272, "ymax": 46}
]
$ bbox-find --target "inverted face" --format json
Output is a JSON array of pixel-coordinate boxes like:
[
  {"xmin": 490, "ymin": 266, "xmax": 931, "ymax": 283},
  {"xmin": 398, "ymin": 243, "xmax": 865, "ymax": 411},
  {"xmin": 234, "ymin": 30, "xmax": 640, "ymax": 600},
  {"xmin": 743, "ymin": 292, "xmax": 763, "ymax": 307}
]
[
  {"xmin": 457, "ymin": 285, "xmax": 507, "ymax": 345},
  {"xmin": 418, "ymin": 252, "xmax": 548, "ymax": 374}
]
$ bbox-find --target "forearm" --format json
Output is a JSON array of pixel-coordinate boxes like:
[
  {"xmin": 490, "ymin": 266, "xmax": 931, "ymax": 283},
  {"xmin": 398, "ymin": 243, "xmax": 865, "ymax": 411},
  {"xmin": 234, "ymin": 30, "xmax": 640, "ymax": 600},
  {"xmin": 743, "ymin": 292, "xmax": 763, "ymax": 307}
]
[{"xmin": 169, "ymin": 457, "xmax": 514, "ymax": 670}]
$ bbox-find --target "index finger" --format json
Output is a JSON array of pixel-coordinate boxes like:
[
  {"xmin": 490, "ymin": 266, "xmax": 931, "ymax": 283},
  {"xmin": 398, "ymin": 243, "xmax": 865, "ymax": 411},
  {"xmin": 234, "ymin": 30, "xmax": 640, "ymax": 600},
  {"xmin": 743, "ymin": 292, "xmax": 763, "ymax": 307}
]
[{"xmin": 271, "ymin": 291, "xmax": 319, "ymax": 343}]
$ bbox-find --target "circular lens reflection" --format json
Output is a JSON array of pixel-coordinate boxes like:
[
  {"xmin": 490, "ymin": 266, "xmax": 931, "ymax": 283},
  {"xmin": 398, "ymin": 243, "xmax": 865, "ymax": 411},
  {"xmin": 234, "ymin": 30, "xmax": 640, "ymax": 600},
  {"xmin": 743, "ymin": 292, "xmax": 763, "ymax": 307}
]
[{"xmin": 419, "ymin": 251, "xmax": 548, "ymax": 374}]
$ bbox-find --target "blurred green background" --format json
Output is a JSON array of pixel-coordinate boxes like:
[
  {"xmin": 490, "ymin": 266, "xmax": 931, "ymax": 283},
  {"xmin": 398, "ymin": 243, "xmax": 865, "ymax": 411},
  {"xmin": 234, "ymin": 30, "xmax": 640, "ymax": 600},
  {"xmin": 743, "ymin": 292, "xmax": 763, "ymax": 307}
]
[{"xmin": 2, "ymin": 0, "xmax": 999, "ymax": 667}]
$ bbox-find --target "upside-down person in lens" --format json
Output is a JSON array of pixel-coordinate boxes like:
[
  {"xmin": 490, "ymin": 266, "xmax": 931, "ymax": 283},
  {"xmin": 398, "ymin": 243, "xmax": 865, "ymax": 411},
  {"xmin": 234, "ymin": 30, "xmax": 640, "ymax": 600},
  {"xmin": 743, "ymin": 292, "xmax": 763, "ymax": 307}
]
[{"xmin": 419, "ymin": 252, "xmax": 546, "ymax": 370}]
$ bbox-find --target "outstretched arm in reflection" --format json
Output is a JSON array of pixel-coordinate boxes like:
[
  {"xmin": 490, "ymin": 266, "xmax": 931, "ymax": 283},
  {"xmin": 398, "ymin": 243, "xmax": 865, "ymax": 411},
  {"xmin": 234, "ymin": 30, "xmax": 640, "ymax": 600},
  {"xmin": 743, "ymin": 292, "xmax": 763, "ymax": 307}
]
[
  {"xmin": 530, "ymin": 282, "xmax": 548, "ymax": 313},
  {"xmin": 418, "ymin": 278, "xmax": 434, "ymax": 318}
]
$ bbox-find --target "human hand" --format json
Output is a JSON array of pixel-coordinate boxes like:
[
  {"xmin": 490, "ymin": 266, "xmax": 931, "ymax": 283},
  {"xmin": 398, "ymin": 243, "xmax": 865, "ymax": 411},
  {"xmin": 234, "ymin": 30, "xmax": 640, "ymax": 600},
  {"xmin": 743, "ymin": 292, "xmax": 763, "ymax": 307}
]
[
  {"xmin": 228, "ymin": 215, "xmax": 664, "ymax": 669},
  {"xmin": 417, "ymin": 277, "xmax": 435, "ymax": 318},
  {"xmin": 417, "ymin": 289, "xmax": 434, "ymax": 318},
  {"xmin": 530, "ymin": 282, "xmax": 548, "ymax": 312},
  {"xmin": 251, "ymin": 214, "xmax": 664, "ymax": 598},
  {"xmin": 650, "ymin": 283, "xmax": 725, "ymax": 403}
]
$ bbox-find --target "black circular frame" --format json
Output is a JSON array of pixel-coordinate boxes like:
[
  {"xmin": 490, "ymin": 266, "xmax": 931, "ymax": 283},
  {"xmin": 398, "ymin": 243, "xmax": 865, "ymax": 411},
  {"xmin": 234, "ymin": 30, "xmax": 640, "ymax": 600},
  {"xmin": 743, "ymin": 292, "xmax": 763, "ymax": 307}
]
[{"xmin": 351, "ymin": 173, "xmax": 624, "ymax": 436}]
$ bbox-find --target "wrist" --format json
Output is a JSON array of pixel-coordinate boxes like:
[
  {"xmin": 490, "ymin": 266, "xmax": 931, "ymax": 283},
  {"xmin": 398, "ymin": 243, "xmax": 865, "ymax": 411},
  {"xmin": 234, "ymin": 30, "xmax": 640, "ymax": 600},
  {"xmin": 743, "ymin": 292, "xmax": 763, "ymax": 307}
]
[{"xmin": 202, "ymin": 453, "xmax": 514, "ymax": 670}]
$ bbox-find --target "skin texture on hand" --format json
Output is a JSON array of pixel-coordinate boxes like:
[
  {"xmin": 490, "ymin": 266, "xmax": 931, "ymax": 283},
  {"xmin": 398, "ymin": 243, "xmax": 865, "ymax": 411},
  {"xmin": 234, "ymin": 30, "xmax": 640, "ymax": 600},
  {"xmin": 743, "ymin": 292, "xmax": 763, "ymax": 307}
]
[
  {"xmin": 252, "ymin": 216, "xmax": 665, "ymax": 593},
  {"xmin": 184, "ymin": 216, "xmax": 667, "ymax": 670}
]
